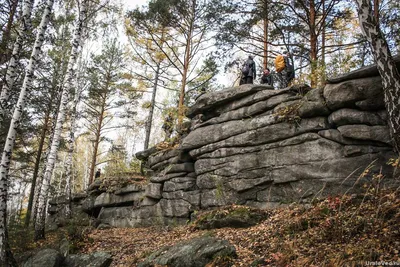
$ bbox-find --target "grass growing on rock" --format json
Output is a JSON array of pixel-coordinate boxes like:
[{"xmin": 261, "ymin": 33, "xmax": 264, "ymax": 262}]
[
  {"xmin": 99, "ymin": 174, "xmax": 147, "ymax": 193},
  {"xmin": 190, "ymin": 205, "xmax": 270, "ymax": 230}
]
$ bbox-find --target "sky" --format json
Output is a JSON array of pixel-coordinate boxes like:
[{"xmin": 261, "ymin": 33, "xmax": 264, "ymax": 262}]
[{"xmin": 122, "ymin": 0, "xmax": 148, "ymax": 9}]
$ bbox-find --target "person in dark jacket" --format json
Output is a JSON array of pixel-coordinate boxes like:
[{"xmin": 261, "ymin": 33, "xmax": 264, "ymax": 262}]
[
  {"xmin": 283, "ymin": 51, "xmax": 295, "ymax": 86},
  {"xmin": 241, "ymin": 55, "xmax": 257, "ymax": 84},
  {"xmin": 95, "ymin": 169, "xmax": 101, "ymax": 179},
  {"xmin": 260, "ymin": 68, "xmax": 273, "ymax": 86},
  {"xmin": 162, "ymin": 108, "xmax": 175, "ymax": 141}
]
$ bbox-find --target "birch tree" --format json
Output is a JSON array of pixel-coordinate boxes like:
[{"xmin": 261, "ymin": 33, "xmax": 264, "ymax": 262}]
[
  {"xmin": 24, "ymin": 65, "xmax": 63, "ymax": 227},
  {"xmin": 0, "ymin": 0, "xmax": 34, "ymax": 128},
  {"xmin": 34, "ymin": 0, "xmax": 87, "ymax": 241},
  {"xmin": 0, "ymin": 0, "xmax": 54, "ymax": 264},
  {"xmin": 24, "ymin": 3, "xmax": 76, "ymax": 226},
  {"xmin": 354, "ymin": 0, "xmax": 400, "ymax": 153},
  {"xmin": 64, "ymin": 70, "xmax": 86, "ymax": 217}
]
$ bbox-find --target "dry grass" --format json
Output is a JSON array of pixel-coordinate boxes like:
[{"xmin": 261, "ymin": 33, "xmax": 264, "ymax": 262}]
[{"xmin": 75, "ymin": 187, "xmax": 400, "ymax": 266}]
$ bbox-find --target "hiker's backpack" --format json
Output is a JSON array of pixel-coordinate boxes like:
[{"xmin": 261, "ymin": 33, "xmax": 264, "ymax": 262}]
[
  {"xmin": 274, "ymin": 54, "xmax": 285, "ymax": 73},
  {"xmin": 241, "ymin": 62, "xmax": 250, "ymax": 76}
]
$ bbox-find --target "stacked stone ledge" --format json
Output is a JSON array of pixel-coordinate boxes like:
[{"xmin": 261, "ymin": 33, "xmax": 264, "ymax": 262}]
[{"xmin": 48, "ymin": 59, "xmax": 400, "ymax": 228}]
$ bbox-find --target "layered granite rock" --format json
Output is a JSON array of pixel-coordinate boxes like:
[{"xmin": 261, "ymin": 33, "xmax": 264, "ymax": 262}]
[
  {"xmin": 49, "ymin": 61, "xmax": 400, "ymax": 229},
  {"xmin": 127, "ymin": 73, "xmax": 396, "ymax": 224}
]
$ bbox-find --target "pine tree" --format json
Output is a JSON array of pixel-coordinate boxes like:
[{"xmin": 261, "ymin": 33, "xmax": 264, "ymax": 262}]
[
  {"xmin": 125, "ymin": 21, "xmax": 171, "ymax": 150},
  {"xmin": 130, "ymin": 0, "xmax": 219, "ymax": 128},
  {"xmin": 83, "ymin": 39, "xmax": 141, "ymax": 185}
]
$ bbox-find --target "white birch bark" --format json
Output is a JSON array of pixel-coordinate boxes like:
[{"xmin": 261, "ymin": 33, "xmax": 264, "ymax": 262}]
[
  {"xmin": 0, "ymin": 0, "xmax": 54, "ymax": 264},
  {"xmin": 0, "ymin": 0, "xmax": 35, "ymax": 127},
  {"xmin": 354, "ymin": 0, "xmax": 400, "ymax": 152},
  {"xmin": 64, "ymin": 75, "xmax": 82, "ymax": 218},
  {"xmin": 31, "ymin": 117, "xmax": 56, "ymax": 227},
  {"xmin": 34, "ymin": 0, "xmax": 88, "ymax": 240}
]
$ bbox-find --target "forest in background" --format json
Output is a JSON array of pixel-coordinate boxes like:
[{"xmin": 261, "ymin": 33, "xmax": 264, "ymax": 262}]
[{"xmin": 0, "ymin": 0, "xmax": 399, "ymax": 265}]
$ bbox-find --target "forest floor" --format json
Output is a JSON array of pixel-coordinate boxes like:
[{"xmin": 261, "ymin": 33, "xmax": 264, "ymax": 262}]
[{"xmin": 14, "ymin": 186, "xmax": 400, "ymax": 267}]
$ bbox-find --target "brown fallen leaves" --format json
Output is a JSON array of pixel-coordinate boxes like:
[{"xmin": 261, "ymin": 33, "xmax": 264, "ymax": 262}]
[
  {"xmin": 18, "ymin": 186, "xmax": 388, "ymax": 266},
  {"xmin": 77, "ymin": 187, "xmax": 400, "ymax": 267}
]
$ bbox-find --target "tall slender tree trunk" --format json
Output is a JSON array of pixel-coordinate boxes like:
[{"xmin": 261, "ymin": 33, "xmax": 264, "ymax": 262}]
[
  {"xmin": 143, "ymin": 63, "xmax": 161, "ymax": 150},
  {"xmin": 0, "ymin": 0, "xmax": 34, "ymax": 128},
  {"xmin": 84, "ymin": 149, "xmax": 89, "ymax": 188},
  {"xmin": 177, "ymin": 0, "xmax": 195, "ymax": 127},
  {"xmin": 144, "ymin": 29, "xmax": 165, "ymax": 149},
  {"xmin": 31, "ymin": 105, "xmax": 59, "ymax": 227},
  {"xmin": 0, "ymin": 0, "xmax": 19, "ymax": 65},
  {"xmin": 0, "ymin": 0, "xmax": 54, "ymax": 264},
  {"xmin": 25, "ymin": 61, "xmax": 62, "ymax": 227},
  {"xmin": 88, "ymin": 98, "xmax": 106, "ymax": 185},
  {"xmin": 64, "ymin": 76, "xmax": 81, "ymax": 217},
  {"xmin": 263, "ymin": 0, "xmax": 269, "ymax": 70},
  {"xmin": 321, "ymin": 0, "xmax": 326, "ymax": 85},
  {"xmin": 16, "ymin": 182, "xmax": 27, "ymax": 223},
  {"xmin": 35, "ymin": 0, "xmax": 87, "ymax": 241},
  {"xmin": 374, "ymin": 0, "xmax": 379, "ymax": 24},
  {"xmin": 24, "ymin": 110, "xmax": 51, "ymax": 227},
  {"xmin": 309, "ymin": 0, "xmax": 318, "ymax": 88},
  {"xmin": 354, "ymin": 0, "xmax": 400, "ymax": 153}
]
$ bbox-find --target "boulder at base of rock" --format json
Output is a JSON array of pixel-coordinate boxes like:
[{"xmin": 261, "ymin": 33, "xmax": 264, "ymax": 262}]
[
  {"xmin": 192, "ymin": 206, "xmax": 268, "ymax": 230},
  {"xmin": 138, "ymin": 236, "xmax": 236, "ymax": 267},
  {"xmin": 23, "ymin": 249, "xmax": 63, "ymax": 267},
  {"xmin": 63, "ymin": 252, "xmax": 112, "ymax": 267}
]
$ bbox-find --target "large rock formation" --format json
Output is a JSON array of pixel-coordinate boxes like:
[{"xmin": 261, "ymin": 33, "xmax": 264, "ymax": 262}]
[{"xmin": 49, "ymin": 63, "xmax": 399, "ymax": 229}]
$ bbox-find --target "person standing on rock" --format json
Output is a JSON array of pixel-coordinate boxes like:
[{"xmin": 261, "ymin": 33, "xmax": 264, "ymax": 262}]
[
  {"xmin": 240, "ymin": 55, "xmax": 257, "ymax": 84},
  {"xmin": 283, "ymin": 51, "xmax": 295, "ymax": 87},
  {"xmin": 162, "ymin": 108, "xmax": 175, "ymax": 141},
  {"xmin": 260, "ymin": 68, "xmax": 273, "ymax": 86},
  {"xmin": 95, "ymin": 169, "xmax": 101, "ymax": 179}
]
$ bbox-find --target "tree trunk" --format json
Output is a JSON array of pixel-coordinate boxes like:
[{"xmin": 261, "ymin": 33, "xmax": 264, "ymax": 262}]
[
  {"xmin": 25, "ymin": 60, "xmax": 62, "ymax": 227},
  {"xmin": 64, "ymin": 76, "xmax": 81, "ymax": 218},
  {"xmin": 88, "ymin": 98, "xmax": 106, "ymax": 185},
  {"xmin": 143, "ymin": 63, "xmax": 161, "ymax": 150},
  {"xmin": 0, "ymin": 0, "xmax": 19, "ymax": 65},
  {"xmin": 178, "ymin": 44, "xmax": 191, "ymax": 127},
  {"xmin": 321, "ymin": 0, "xmax": 326, "ymax": 85},
  {"xmin": 263, "ymin": 0, "xmax": 269, "ymax": 70},
  {"xmin": 354, "ymin": 0, "xmax": 400, "ymax": 153},
  {"xmin": 0, "ymin": 0, "xmax": 34, "ymax": 128},
  {"xmin": 374, "ymin": 0, "xmax": 379, "ymax": 24},
  {"xmin": 31, "ymin": 104, "xmax": 59, "ymax": 227},
  {"xmin": 24, "ymin": 110, "xmax": 51, "ymax": 227},
  {"xmin": 0, "ymin": 0, "xmax": 54, "ymax": 263},
  {"xmin": 35, "ymin": 0, "xmax": 87, "ymax": 241},
  {"xmin": 309, "ymin": 0, "xmax": 318, "ymax": 88},
  {"xmin": 177, "ymin": 0, "xmax": 195, "ymax": 127}
]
